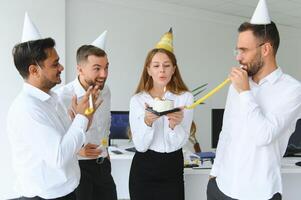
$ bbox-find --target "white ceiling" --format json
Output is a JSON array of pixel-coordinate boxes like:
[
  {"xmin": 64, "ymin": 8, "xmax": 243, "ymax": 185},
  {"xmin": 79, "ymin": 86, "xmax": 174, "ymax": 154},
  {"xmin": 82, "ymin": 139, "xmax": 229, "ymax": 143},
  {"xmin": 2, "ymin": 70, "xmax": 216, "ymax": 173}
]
[{"xmin": 148, "ymin": 0, "xmax": 301, "ymax": 29}]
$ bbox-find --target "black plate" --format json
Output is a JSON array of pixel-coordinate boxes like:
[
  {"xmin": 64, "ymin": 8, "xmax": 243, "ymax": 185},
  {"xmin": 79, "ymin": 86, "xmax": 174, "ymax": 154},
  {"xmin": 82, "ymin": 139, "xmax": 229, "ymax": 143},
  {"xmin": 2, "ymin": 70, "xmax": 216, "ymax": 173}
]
[{"xmin": 145, "ymin": 107, "xmax": 181, "ymax": 116}]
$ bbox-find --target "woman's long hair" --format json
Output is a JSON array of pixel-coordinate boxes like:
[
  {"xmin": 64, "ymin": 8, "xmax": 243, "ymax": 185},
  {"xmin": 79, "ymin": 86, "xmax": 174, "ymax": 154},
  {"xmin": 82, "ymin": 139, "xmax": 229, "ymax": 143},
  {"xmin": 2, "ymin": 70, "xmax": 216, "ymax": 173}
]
[{"xmin": 135, "ymin": 48, "xmax": 189, "ymax": 95}]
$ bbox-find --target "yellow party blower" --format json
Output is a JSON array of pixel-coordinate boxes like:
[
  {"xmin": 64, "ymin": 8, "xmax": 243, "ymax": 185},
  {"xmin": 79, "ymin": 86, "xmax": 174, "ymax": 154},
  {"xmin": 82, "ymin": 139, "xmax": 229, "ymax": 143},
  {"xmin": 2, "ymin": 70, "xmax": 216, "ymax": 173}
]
[{"xmin": 185, "ymin": 78, "xmax": 231, "ymax": 109}]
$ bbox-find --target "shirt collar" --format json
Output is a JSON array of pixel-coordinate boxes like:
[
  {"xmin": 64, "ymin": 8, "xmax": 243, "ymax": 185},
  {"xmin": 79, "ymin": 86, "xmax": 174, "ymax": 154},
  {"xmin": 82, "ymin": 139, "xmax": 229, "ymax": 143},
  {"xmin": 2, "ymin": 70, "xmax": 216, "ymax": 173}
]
[
  {"xmin": 266, "ymin": 67, "xmax": 283, "ymax": 84},
  {"xmin": 253, "ymin": 67, "xmax": 283, "ymax": 85},
  {"xmin": 74, "ymin": 76, "xmax": 87, "ymax": 98},
  {"xmin": 23, "ymin": 82, "xmax": 52, "ymax": 102}
]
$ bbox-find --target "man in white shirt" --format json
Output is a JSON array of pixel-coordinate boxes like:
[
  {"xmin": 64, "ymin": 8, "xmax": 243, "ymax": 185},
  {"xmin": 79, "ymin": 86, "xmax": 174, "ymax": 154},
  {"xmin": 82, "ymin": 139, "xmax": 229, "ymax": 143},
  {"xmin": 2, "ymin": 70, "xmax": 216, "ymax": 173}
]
[
  {"xmin": 56, "ymin": 45, "xmax": 117, "ymax": 200},
  {"xmin": 207, "ymin": 21, "xmax": 301, "ymax": 200},
  {"xmin": 7, "ymin": 38, "xmax": 101, "ymax": 200}
]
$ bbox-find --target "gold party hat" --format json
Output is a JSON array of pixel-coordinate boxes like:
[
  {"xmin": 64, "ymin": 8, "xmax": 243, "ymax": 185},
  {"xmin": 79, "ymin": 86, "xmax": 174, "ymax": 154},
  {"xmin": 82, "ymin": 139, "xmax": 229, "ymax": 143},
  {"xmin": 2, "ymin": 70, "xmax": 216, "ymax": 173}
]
[{"xmin": 155, "ymin": 28, "xmax": 173, "ymax": 53}]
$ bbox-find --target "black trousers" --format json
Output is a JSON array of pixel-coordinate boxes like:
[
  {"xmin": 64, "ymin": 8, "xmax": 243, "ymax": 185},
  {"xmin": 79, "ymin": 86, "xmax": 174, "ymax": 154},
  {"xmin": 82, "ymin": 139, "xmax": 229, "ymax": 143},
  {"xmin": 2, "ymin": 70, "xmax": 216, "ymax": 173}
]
[
  {"xmin": 14, "ymin": 191, "xmax": 76, "ymax": 200},
  {"xmin": 129, "ymin": 149, "xmax": 184, "ymax": 200},
  {"xmin": 207, "ymin": 177, "xmax": 282, "ymax": 200},
  {"xmin": 75, "ymin": 158, "xmax": 117, "ymax": 200}
]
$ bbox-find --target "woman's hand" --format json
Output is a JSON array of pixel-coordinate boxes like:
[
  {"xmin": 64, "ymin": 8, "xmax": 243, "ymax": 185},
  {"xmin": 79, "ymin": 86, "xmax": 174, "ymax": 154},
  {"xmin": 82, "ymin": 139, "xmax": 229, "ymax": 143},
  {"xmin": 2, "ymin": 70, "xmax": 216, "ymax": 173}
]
[
  {"xmin": 166, "ymin": 107, "xmax": 184, "ymax": 130},
  {"xmin": 144, "ymin": 103, "xmax": 160, "ymax": 127}
]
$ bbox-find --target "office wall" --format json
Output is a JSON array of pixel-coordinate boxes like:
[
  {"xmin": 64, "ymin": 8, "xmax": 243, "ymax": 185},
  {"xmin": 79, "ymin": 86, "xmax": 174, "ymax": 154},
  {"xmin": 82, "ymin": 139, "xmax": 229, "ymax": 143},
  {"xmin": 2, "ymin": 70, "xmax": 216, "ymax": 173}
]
[
  {"xmin": 66, "ymin": 0, "xmax": 301, "ymax": 152},
  {"xmin": 0, "ymin": 1, "xmax": 65, "ymax": 198}
]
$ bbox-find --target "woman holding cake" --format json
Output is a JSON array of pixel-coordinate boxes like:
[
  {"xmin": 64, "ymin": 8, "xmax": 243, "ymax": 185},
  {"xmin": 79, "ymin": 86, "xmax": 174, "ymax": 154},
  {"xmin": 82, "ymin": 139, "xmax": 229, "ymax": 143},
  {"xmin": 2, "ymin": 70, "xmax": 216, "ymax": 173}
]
[{"xmin": 129, "ymin": 28, "xmax": 194, "ymax": 200}]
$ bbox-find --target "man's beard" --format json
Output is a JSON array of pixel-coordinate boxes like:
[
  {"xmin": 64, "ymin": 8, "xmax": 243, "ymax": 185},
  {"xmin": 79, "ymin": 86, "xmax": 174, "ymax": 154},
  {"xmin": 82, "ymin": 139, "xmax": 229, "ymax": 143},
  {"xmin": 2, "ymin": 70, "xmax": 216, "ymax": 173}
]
[
  {"xmin": 85, "ymin": 78, "xmax": 106, "ymax": 90},
  {"xmin": 240, "ymin": 52, "xmax": 264, "ymax": 77},
  {"xmin": 41, "ymin": 73, "xmax": 61, "ymax": 90}
]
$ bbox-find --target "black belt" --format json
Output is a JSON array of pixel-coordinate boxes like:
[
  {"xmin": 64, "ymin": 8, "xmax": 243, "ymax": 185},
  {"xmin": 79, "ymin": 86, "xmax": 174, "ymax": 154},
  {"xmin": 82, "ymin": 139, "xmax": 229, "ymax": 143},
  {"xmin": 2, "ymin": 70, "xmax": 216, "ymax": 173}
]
[
  {"xmin": 79, "ymin": 157, "xmax": 109, "ymax": 164},
  {"xmin": 15, "ymin": 190, "xmax": 75, "ymax": 200}
]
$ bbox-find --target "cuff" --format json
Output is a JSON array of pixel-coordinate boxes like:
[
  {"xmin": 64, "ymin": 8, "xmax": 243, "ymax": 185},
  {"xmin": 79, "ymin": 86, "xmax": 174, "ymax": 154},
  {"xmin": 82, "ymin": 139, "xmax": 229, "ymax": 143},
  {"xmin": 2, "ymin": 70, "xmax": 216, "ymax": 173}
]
[
  {"xmin": 210, "ymin": 166, "xmax": 218, "ymax": 177},
  {"xmin": 73, "ymin": 114, "xmax": 89, "ymax": 131}
]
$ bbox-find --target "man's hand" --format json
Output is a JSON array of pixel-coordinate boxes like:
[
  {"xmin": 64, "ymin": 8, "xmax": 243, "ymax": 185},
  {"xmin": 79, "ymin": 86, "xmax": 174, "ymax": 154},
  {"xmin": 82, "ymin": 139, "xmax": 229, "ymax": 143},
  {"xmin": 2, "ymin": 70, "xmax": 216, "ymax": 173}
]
[
  {"xmin": 78, "ymin": 143, "xmax": 102, "ymax": 159},
  {"xmin": 144, "ymin": 103, "xmax": 160, "ymax": 127},
  {"xmin": 69, "ymin": 85, "xmax": 103, "ymax": 129},
  {"xmin": 72, "ymin": 85, "xmax": 103, "ymax": 116},
  {"xmin": 229, "ymin": 67, "xmax": 250, "ymax": 93},
  {"xmin": 166, "ymin": 107, "xmax": 184, "ymax": 130},
  {"xmin": 68, "ymin": 107, "xmax": 76, "ymax": 121}
]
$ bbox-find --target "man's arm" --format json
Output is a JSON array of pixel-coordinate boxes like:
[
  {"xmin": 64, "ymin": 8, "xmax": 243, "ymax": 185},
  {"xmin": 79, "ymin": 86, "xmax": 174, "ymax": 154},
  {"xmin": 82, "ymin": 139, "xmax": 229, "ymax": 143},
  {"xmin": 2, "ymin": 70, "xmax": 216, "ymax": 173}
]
[{"xmin": 239, "ymin": 89, "xmax": 301, "ymax": 146}]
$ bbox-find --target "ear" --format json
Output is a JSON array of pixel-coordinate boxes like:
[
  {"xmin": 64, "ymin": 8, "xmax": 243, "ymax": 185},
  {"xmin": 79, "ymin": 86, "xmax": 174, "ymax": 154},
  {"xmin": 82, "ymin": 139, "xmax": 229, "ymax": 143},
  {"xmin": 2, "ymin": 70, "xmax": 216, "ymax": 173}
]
[
  {"xmin": 28, "ymin": 64, "xmax": 39, "ymax": 77},
  {"xmin": 262, "ymin": 43, "xmax": 272, "ymax": 57},
  {"xmin": 77, "ymin": 64, "xmax": 83, "ymax": 75}
]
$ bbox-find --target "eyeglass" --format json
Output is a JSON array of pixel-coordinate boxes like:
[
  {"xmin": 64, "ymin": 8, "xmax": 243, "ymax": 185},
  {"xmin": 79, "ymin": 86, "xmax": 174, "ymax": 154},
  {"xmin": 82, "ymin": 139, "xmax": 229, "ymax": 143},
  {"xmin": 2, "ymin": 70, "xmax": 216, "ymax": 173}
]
[{"xmin": 233, "ymin": 43, "xmax": 265, "ymax": 57}]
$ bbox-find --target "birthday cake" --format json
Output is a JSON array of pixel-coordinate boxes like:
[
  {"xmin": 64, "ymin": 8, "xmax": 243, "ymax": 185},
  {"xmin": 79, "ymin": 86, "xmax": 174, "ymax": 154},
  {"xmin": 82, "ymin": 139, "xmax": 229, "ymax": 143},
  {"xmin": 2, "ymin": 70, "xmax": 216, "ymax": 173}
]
[{"xmin": 153, "ymin": 98, "xmax": 174, "ymax": 112}]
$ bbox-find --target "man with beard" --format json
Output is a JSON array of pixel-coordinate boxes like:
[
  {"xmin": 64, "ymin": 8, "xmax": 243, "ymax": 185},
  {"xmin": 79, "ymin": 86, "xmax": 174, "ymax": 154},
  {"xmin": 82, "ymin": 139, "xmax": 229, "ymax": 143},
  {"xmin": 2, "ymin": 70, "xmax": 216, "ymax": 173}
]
[
  {"xmin": 207, "ymin": 21, "xmax": 301, "ymax": 200},
  {"xmin": 8, "ymin": 37, "xmax": 101, "ymax": 199},
  {"xmin": 7, "ymin": 12, "xmax": 101, "ymax": 199},
  {"xmin": 56, "ymin": 45, "xmax": 117, "ymax": 200}
]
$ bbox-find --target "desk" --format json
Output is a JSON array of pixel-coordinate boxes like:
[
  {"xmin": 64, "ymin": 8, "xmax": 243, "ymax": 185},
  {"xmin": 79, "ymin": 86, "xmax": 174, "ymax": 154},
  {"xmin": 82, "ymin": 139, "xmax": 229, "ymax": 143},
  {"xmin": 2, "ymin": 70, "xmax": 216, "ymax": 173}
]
[{"xmin": 109, "ymin": 148, "xmax": 301, "ymax": 200}]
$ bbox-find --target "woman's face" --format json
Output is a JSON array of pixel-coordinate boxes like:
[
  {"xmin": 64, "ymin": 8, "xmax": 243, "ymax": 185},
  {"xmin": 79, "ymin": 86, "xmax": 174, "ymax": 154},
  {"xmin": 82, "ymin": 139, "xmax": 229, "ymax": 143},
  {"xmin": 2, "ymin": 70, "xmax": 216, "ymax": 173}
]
[{"xmin": 147, "ymin": 52, "xmax": 175, "ymax": 88}]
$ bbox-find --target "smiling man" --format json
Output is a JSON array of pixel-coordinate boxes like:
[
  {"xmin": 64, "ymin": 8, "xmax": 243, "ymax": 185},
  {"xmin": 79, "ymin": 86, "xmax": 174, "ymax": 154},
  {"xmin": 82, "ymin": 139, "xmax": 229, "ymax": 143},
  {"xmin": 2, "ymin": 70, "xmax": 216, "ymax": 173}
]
[
  {"xmin": 56, "ymin": 45, "xmax": 117, "ymax": 200},
  {"xmin": 7, "ymin": 37, "xmax": 101, "ymax": 200}
]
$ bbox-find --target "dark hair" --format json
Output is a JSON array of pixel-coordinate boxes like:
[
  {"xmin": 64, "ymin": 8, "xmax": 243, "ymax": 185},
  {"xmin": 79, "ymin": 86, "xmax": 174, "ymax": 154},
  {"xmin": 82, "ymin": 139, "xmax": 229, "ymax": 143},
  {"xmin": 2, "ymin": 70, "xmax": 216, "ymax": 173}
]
[
  {"xmin": 12, "ymin": 37, "xmax": 55, "ymax": 79},
  {"xmin": 135, "ymin": 48, "xmax": 189, "ymax": 95},
  {"xmin": 238, "ymin": 21, "xmax": 280, "ymax": 55},
  {"xmin": 76, "ymin": 45, "xmax": 107, "ymax": 64}
]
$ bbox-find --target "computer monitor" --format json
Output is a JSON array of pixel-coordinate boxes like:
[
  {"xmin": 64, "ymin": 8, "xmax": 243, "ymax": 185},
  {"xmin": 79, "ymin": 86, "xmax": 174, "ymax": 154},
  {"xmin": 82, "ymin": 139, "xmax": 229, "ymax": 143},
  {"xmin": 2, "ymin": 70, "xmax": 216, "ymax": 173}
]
[
  {"xmin": 284, "ymin": 119, "xmax": 301, "ymax": 156},
  {"xmin": 109, "ymin": 111, "xmax": 130, "ymax": 140},
  {"xmin": 211, "ymin": 109, "xmax": 224, "ymax": 148}
]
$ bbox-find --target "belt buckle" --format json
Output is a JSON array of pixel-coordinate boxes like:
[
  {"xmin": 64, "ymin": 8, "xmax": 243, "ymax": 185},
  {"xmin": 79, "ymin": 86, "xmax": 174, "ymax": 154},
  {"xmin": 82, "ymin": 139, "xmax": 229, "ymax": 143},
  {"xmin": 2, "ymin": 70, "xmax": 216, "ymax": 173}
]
[{"xmin": 96, "ymin": 157, "xmax": 105, "ymax": 164}]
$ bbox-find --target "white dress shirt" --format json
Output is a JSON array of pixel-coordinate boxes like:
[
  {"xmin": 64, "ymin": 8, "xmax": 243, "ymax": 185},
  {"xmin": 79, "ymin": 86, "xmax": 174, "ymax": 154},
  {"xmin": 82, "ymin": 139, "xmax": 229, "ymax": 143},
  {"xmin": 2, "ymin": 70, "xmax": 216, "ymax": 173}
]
[
  {"xmin": 7, "ymin": 83, "xmax": 88, "ymax": 199},
  {"xmin": 55, "ymin": 77, "xmax": 111, "ymax": 159},
  {"xmin": 130, "ymin": 91, "xmax": 194, "ymax": 153},
  {"xmin": 211, "ymin": 68, "xmax": 301, "ymax": 200}
]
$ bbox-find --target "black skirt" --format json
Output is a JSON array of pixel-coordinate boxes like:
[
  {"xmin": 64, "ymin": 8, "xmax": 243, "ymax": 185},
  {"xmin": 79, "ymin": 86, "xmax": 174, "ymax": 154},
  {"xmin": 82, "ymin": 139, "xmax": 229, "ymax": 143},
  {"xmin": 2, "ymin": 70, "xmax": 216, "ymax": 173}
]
[{"xmin": 129, "ymin": 149, "xmax": 184, "ymax": 200}]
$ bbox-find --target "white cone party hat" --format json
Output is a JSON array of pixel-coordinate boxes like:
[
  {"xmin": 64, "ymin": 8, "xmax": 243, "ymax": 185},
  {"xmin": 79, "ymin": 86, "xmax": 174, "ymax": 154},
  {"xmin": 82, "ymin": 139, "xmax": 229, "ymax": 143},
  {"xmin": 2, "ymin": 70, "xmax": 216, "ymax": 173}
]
[
  {"xmin": 21, "ymin": 12, "xmax": 42, "ymax": 42},
  {"xmin": 91, "ymin": 30, "xmax": 107, "ymax": 50},
  {"xmin": 250, "ymin": 0, "xmax": 271, "ymax": 25}
]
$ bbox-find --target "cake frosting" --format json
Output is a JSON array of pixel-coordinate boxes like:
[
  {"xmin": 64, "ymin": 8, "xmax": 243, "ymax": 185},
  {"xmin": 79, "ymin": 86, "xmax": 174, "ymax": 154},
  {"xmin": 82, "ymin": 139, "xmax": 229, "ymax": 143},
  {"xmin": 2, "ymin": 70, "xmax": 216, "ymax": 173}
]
[{"xmin": 153, "ymin": 98, "xmax": 174, "ymax": 112}]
